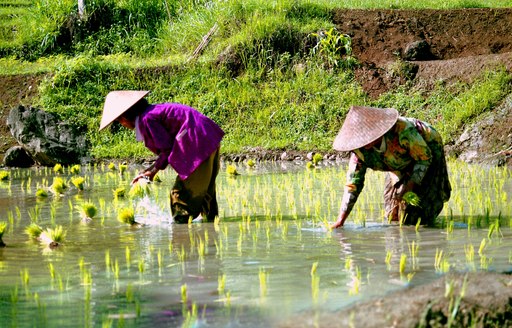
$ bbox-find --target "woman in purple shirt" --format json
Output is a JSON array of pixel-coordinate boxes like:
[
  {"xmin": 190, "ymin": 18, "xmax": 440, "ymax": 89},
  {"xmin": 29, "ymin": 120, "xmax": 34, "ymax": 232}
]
[{"xmin": 100, "ymin": 90, "xmax": 224, "ymax": 223}]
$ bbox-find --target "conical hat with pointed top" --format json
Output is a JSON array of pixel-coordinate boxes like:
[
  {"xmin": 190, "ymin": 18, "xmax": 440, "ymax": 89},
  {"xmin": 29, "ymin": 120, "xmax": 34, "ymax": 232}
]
[
  {"xmin": 333, "ymin": 106, "xmax": 398, "ymax": 151},
  {"xmin": 99, "ymin": 90, "xmax": 149, "ymax": 131}
]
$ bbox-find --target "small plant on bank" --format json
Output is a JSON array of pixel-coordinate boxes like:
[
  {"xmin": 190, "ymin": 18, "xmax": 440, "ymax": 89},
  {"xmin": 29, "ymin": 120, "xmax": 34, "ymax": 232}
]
[
  {"xmin": 312, "ymin": 153, "xmax": 323, "ymax": 166},
  {"xmin": 0, "ymin": 221, "xmax": 7, "ymax": 247},
  {"xmin": 311, "ymin": 27, "xmax": 357, "ymax": 69}
]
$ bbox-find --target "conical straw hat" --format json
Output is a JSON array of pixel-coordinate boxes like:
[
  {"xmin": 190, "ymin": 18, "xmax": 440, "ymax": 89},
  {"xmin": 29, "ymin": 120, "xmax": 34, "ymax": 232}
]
[
  {"xmin": 333, "ymin": 106, "xmax": 398, "ymax": 151},
  {"xmin": 99, "ymin": 90, "xmax": 150, "ymax": 131}
]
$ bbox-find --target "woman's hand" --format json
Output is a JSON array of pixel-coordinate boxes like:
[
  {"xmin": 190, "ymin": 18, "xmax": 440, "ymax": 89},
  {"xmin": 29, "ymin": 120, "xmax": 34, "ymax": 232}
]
[{"xmin": 131, "ymin": 167, "xmax": 158, "ymax": 185}]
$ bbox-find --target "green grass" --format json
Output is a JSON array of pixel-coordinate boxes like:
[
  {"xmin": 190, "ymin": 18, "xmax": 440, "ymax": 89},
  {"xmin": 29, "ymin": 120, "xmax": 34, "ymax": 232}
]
[{"xmin": 0, "ymin": 0, "xmax": 511, "ymax": 160}]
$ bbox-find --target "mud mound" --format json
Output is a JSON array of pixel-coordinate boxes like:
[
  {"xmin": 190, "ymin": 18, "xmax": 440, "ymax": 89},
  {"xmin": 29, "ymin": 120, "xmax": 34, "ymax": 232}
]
[{"xmin": 333, "ymin": 8, "xmax": 512, "ymax": 96}]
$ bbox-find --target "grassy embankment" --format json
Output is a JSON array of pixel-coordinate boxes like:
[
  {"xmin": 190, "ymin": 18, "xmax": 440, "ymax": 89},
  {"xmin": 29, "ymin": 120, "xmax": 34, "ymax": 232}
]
[{"xmin": 0, "ymin": 0, "xmax": 511, "ymax": 161}]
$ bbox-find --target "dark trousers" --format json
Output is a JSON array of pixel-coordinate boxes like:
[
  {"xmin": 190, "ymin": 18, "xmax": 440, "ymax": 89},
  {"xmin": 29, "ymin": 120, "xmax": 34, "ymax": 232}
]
[{"xmin": 170, "ymin": 148, "xmax": 220, "ymax": 223}]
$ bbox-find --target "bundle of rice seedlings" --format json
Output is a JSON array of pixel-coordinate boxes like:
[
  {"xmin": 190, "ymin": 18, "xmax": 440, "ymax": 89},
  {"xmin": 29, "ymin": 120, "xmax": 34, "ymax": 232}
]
[
  {"xmin": 71, "ymin": 176, "xmax": 86, "ymax": 191},
  {"xmin": 40, "ymin": 225, "xmax": 66, "ymax": 248},
  {"xmin": 25, "ymin": 223, "xmax": 43, "ymax": 239},
  {"xmin": 117, "ymin": 207, "xmax": 136, "ymax": 225},
  {"xmin": 78, "ymin": 202, "xmax": 97, "ymax": 222}
]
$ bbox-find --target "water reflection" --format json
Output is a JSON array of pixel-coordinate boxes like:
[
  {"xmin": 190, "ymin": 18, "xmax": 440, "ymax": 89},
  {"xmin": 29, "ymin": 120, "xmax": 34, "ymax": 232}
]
[{"xmin": 0, "ymin": 161, "xmax": 510, "ymax": 327}]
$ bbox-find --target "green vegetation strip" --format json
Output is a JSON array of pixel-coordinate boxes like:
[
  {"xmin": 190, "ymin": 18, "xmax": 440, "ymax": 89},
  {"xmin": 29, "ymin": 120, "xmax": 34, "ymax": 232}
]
[{"xmin": 0, "ymin": 0, "xmax": 511, "ymax": 160}]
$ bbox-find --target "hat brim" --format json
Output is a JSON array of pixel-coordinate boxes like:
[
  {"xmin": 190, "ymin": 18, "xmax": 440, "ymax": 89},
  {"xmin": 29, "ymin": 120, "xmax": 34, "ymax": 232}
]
[
  {"xmin": 99, "ymin": 90, "xmax": 150, "ymax": 131},
  {"xmin": 333, "ymin": 106, "xmax": 398, "ymax": 152}
]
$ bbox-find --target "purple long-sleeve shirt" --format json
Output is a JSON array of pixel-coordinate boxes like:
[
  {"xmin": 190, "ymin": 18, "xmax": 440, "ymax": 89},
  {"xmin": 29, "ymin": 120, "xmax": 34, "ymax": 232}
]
[{"xmin": 137, "ymin": 103, "xmax": 224, "ymax": 180}]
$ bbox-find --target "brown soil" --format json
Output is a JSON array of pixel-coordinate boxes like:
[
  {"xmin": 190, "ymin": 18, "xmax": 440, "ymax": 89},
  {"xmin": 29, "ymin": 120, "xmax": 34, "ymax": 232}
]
[
  {"xmin": 1, "ymin": 8, "xmax": 512, "ymax": 165},
  {"xmin": 278, "ymin": 272, "xmax": 512, "ymax": 328}
]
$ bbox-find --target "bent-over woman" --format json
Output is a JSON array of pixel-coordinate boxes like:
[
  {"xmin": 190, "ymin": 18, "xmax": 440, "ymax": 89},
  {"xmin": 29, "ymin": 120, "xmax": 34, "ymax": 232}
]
[
  {"xmin": 100, "ymin": 90, "xmax": 224, "ymax": 223},
  {"xmin": 331, "ymin": 106, "xmax": 451, "ymax": 228}
]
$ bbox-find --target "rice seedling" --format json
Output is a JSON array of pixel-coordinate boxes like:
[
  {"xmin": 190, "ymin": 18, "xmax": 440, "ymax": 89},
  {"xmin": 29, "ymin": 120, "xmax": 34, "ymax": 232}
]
[
  {"xmin": 138, "ymin": 257, "xmax": 145, "ymax": 278},
  {"xmin": 118, "ymin": 163, "xmax": 127, "ymax": 175},
  {"xmin": 78, "ymin": 202, "xmax": 97, "ymax": 222},
  {"xmin": 39, "ymin": 225, "xmax": 66, "ymax": 248},
  {"xmin": 311, "ymin": 262, "xmax": 319, "ymax": 304},
  {"xmin": 51, "ymin": 177, "xmax": 67, "ymax": 195},
  {"xmin": 125, "ymin": 246, "xmax": 131, "ymax": 269},
  {"xmin": 181, "ymin": 284, "xmax": 188, "ymax": 304},
  {"xmin": 113, "ymin": 187, "xmax": 126, "ymax": 198},
  {"xmin": 226, "ymin": 164, "xmax": 239, "ymax": 176},
  {"xmin": 434, "ymin": 248, "xmax": 450, "ymax": 273},
  {"xmin": 349, "ymin": 266, "xmax": 361, "ymax": 296},
  {"xmin": 117, "ymin": 207, "xmax": 136, "ymax": 225},
  {"xmin": 53, "ymin": 164, "xmax": 63, "ymax": 174},
  {"xmin": 306, "ymin": 161, "xmax": 315, "ymax": 169},
  {"xmin": 385, "ymin": 250, "xmax": 392, "ymax": 270},
  {"xmin": 69, "ymin": 164, "xmax": 81, "ymax": 175},
  {"xmin": 246, "ymin": 159, "xmax": 256, "ymax": 168},
  {"xmin": 71, "ymin": 176, "xmax": 86, "ymax": 191},
  {"xmin": 399, "ymin": 253, "xmax": 407, "ymax": 275},
  {"xmin": 25, "ymin": 223, "xmax": 43, "ymax": 239},
  {"xmin": 129, "ymin": 178, "xmax": 151, "ymax": 198},
  {"xmin": 35, "ymin": 188, "xmax": 48, "ymax": 198},
  {"xmin": 487, "ymin": 217, "xmax": 503, "ymax": 239},
  {"xmin": 108, "ymin": 162, "xmax": 116, "ymax": 171},
  {"xmin": 403, "ymin": 191, "xmax": 421, "ymax": 207},
  {"xmin": 312, "ymin": 153, "xmax": 323, "ymax": 166},
  {"xmin": 0, "ymin": 171, "xmax": 9, "ymax": 181},
  {"xmin": 218, "ymin": 274, "xmax": 226, "ymax": 296},
  {"xmin": 259, "ymin": 267, "xmax": 268, "ymax": 298},
  {"xmin": 0, "ymin": 221, "xmax": 7, "ymax": 247}
]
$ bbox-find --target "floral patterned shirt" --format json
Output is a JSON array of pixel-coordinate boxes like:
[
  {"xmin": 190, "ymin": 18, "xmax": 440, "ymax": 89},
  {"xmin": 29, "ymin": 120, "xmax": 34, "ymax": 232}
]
[{"xmin": 340, "ymin": 117, "xmax": 439, "ymax": 214}]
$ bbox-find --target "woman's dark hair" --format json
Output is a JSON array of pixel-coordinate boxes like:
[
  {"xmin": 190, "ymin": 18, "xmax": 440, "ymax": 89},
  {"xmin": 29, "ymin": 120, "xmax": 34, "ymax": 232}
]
[{"xmin": 122, "ymin": 98, "xmax": 149, "ymax": 121}]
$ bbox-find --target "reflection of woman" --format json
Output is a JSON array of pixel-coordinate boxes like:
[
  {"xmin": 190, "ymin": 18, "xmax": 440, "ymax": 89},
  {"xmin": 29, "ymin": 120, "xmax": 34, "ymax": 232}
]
[
  {"xmin": 100, "ymin": 91, "xmax": 224, "ymax": 223},
  {"xmin": 331, "ymin": 106, "xmax": 451, "ymax": 228}
]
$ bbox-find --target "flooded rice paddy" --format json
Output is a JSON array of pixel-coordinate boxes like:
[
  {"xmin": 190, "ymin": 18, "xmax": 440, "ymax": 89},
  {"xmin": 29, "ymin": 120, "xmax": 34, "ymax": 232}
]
[{"xmin": 0, "ymin": 160, "xmax": 511, "ymax": 327}]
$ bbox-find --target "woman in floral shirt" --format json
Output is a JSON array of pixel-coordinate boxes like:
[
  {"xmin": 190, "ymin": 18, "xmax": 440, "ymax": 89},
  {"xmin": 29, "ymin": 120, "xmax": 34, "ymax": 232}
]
[{"xmin": 330, "ymin": 106, "xmax": 451, "ymax": 228}]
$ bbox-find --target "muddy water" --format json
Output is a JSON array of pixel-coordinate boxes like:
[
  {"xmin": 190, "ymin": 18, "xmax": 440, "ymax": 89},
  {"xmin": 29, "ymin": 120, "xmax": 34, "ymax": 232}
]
[{"xmin": 0, "ymin": 161, "xmax": 510, "ymax": 327}]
